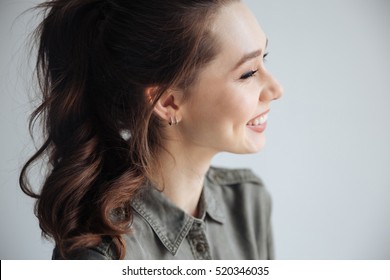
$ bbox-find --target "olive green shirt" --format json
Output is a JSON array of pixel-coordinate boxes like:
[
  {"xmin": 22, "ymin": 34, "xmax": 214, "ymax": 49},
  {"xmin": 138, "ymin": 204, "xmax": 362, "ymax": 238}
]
[{"xmin": 55, "ymin": 166, "xmax": 274, "ymax": 260}]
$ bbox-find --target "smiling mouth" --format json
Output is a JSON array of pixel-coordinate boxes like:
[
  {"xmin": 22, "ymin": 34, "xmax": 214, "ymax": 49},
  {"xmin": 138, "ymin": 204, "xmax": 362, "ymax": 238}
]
[{"xmin": 246, "ymin": 111, "xmax": 269, "ymax": 126}]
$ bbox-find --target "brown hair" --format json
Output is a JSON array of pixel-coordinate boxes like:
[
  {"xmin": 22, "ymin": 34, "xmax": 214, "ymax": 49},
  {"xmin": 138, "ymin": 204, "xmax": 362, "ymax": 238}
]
[{"xmin": 20, "ymin": 0, "xmax": 238, "ymax": 259}]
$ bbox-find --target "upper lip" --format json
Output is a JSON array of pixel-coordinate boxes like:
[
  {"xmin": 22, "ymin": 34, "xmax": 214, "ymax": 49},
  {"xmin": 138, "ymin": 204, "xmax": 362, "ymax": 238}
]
[{"xmin": 248, "ymin": 109, "xmax": 270, "ymax": 122}]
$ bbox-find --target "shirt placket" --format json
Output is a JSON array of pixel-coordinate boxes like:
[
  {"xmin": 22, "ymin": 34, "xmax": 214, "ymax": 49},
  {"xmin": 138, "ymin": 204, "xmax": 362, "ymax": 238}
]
[{"xmin": 187, "ymin": 220, "xmax": 211, "ymax": 260}]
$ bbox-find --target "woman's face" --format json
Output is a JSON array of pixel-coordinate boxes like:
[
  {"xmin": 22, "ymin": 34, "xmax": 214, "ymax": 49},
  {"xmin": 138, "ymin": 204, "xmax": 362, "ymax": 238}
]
[{"xmin": 177, "ymin": 1, "xmax": 283, "ymax": 155}]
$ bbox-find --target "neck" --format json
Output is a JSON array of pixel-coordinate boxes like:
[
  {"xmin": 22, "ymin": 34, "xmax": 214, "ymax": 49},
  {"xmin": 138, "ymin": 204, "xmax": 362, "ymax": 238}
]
[{"xmin": 151, "ymin": 139, "xmax": 216, "ymax": 217}]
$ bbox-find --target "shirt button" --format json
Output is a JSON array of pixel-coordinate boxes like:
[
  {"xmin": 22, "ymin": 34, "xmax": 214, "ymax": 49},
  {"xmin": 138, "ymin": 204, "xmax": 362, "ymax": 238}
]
[{"xmin": 196, "ymin": 243, "xmax": 206, "ymax": 253}]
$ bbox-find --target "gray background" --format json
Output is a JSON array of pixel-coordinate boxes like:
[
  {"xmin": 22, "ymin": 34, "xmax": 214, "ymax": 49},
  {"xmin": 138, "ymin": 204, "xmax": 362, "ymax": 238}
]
[{"xmin": 1, "ymin": 0, "xmax": 389, "ymax": 259}]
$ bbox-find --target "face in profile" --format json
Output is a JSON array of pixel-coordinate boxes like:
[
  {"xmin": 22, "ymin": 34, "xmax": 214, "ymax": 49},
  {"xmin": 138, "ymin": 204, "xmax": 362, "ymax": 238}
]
[{"xmin": 176, "ymin": 1, "xmax": 283, "ymax": 155}]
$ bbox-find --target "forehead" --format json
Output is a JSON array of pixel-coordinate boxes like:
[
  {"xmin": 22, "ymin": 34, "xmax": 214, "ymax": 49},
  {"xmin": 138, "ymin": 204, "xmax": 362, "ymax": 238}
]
[{"xmin": 210, "ymin": 2, "xmax": 267, "ymax": 65}]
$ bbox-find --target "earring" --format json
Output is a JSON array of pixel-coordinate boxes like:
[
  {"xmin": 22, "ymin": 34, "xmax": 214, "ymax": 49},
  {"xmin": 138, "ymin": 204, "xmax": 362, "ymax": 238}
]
[{"xmin": 168, "ymin": 116, "xmax": 179, "ymax": 126}]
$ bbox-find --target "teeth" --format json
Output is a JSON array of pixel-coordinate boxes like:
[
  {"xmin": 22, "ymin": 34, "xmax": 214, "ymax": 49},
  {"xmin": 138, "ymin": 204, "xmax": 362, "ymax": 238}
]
[
  {"xmin": 247, "ymin": 113, "xmax": 268, "ymax": 126},
  {"xmin": 260, "ymin": 114, "xmax": 268, "ymax": 124}
]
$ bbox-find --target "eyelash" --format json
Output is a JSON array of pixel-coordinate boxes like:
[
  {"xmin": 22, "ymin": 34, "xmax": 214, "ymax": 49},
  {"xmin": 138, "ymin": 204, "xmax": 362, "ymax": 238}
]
[
  {"xmin": 240, "ymin": 70, "xmax": 258, "ymax": 80},
  {"xmin": 239, "ymin": 52, "xmax": 269, "ymax": 80}
]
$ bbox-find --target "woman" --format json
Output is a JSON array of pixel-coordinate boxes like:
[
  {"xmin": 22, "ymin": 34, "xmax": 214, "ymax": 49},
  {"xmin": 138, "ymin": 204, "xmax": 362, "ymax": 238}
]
[{"xmin": 20, "ymin": 0, "xmax": 283, "ymax": 260}]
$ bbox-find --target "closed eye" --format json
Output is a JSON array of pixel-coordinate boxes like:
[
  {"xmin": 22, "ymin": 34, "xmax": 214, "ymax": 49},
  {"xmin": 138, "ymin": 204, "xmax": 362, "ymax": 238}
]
[
  {"xmin": 240, "ymin": 70, "xmax": 258, "ymax": 80},
  {"xmin": 239, "ymin": 52, "xmax": 269, "ymax": 80}
]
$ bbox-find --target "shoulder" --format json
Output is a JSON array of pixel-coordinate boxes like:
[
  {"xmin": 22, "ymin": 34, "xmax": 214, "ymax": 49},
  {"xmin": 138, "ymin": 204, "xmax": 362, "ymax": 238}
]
[
  {"xmin": 207, "ymin": 166, "xmax": 265, "ymax": 187},
  {"xmin": 206, "ymin": 166, "xmax": 272, "ymax": 210},
  {"xmin": 52, "ymin": 236, "xmax": 117, "ymax": 260}
]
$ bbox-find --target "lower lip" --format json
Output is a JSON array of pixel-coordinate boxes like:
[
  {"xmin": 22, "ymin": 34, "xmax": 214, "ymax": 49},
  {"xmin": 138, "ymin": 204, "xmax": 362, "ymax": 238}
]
[{"xmin": 246, "ymin": 122, "xmax": 267, "ymax": 133}]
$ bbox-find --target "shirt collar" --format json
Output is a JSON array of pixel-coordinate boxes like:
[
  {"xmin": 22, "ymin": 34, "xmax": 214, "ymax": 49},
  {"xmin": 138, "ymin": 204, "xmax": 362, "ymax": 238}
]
[{"xmin": 130, "ymin": 172, "xmax": 225, "ymax": 255}]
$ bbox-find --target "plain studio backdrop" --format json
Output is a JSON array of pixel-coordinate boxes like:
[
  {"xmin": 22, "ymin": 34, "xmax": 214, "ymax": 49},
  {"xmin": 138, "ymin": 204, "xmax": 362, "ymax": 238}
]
[{"xmin": 1, "ymin": 0, "xmax": 389, "ymax": 259}]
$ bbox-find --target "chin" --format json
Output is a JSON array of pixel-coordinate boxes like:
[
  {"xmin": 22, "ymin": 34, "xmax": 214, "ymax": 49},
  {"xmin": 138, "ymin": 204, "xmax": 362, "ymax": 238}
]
[
  {"xmin": 245, "ymin": 135, "xmax": 267, "ymax": 153},
  {"xmin": 246, "ymin": 142, "xmax": 266, "ymax": 154},
  {"xmin": 229, "ymin": 137, "xmax": 267, "ymax": 155}
]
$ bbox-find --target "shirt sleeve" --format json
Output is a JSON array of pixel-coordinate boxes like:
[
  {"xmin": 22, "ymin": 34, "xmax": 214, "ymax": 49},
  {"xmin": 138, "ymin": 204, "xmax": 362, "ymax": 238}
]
[{"xmin": 52, "ymin": 246, "xmax": 111, "ymax": 260}]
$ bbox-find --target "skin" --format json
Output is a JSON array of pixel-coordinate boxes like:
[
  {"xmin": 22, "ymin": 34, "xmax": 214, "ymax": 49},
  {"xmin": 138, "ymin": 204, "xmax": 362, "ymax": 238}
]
[{"xmin": 151, "ymin": 1, "xmax": 283, "ymax": 216}]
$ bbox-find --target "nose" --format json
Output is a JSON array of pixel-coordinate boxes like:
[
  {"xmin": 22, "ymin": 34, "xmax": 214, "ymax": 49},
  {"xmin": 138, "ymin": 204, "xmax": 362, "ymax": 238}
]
[{"xmin": 259, "ymin": 69, "xmax": 283, "ymax": 102}]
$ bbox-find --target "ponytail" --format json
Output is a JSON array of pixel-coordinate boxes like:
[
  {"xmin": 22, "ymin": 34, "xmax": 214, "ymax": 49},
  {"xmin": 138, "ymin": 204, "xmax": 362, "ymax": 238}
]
[{"xmin": 20, "ymin": 0, "xmax": 138, "ymax": 259}]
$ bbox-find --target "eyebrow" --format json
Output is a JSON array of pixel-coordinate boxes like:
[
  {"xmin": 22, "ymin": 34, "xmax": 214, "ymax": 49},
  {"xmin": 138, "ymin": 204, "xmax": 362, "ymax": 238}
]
[{"xmin": 233, "ymin": 38, "xmax": 268, "ymax": 71}]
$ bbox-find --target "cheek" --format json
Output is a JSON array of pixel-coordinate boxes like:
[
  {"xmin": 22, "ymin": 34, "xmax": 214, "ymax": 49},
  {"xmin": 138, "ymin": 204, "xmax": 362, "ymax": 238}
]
[
  {"xmin": 186, "ymin": 78, "xmax": 259, "ymax": 127},
  {"xmin": 220, "ymin": 86, "xmax": 258, "ymax": 124}
]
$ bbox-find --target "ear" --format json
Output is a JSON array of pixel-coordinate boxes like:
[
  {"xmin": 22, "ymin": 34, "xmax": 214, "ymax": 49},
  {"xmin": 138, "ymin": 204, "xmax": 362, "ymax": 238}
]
[{"xmin": 144, "ymin": 86, "xmax": 183, "ymax": 123}]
